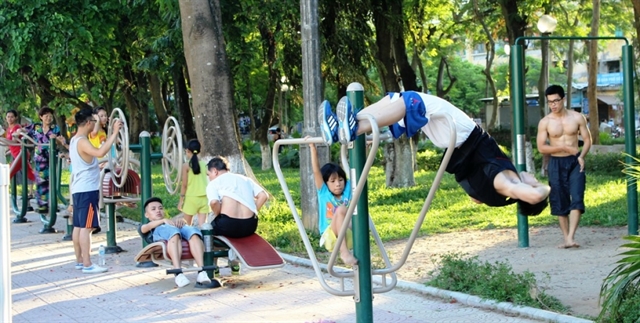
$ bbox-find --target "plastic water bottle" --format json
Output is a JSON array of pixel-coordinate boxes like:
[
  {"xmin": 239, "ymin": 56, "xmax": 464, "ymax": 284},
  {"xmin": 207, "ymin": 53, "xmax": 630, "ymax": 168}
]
[{"xmin": 98, "ymin": 245, "xmax": 106, "ymax": 266}]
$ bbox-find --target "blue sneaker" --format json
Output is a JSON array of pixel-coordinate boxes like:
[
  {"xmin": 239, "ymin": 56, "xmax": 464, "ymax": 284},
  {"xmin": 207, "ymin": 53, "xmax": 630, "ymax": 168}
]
[
  {"xmin": 337, "ymin": 96, "xmax": 357, "ymax": 143},
  {"xmin": 318, "ymin": 100, "xmax": 339, "ymax": 144}
]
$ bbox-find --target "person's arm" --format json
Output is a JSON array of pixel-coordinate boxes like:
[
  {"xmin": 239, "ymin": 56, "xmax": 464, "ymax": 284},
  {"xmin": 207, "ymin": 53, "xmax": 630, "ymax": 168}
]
[
  {"xmin": 308, "ymin": 142, "xmax": 324, "ymax": 190},
  {"xmin": 90, "ymin": 114, "xmax": 101, "ymax": 137},
  {"xmin": 139, "ymin": 217, "xmax": 168, "ymax": 234},
  {"xmin": 577, "ymin": 114, "xmax": 592, "ymax": 158},
  {"xmin": 254, "ymin": 191, "xmax": 268, "ymax": 212},
  {"xmin": 80, "ymin": 119, "xmax": 122, "ymax": 158},
  {"xmin": 178, "ymin": 163, "xmax": 189, "ymax": 211},
  {"xmin": 206, "ymin": 182, "xmax": 221, "ymax": 215}
]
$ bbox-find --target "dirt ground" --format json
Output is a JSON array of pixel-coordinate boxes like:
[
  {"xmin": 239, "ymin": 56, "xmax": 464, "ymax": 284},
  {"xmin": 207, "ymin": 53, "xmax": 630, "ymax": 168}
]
[{"xmin": 381, "ymin": 225, "xmax": 631, "ymax": 319}]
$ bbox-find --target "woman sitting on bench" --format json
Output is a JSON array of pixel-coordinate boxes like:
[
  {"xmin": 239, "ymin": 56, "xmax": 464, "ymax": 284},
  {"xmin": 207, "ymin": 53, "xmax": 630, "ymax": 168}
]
[{"xmin": 138, "ymin": 197, "xmax": 211, "ymax": 288}]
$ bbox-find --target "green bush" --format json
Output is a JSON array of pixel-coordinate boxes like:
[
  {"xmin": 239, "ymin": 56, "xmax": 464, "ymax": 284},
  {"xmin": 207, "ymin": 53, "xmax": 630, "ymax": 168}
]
[
  {"xmin": 599, "ymin": 132, "xmax": 626, "ymax": 145},
  {"xmin": 585, "ymin": 153, "xmax": 625, "ymax": 175},
  {"xmin": 427, "ymin": 253, "xmax": 567, "ymax": 313},
  {"xmin": 599, "ymin": 287, "xmax": 640, "ymax": 323},
  {"xmin": 242, "ymin": 139, "xmax": 262, "ymax": 168}
]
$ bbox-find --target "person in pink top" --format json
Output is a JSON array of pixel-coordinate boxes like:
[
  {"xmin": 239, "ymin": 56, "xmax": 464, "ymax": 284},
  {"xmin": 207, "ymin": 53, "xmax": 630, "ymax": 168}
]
[{"xmin": 6, "ymin": 109, "xmax": 36, "ymax": 183}]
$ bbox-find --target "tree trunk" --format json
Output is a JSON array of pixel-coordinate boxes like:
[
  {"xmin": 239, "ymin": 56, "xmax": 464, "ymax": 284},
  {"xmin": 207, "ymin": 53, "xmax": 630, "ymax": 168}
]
[
  {"xmin": 256, "ymin": 23, "xmax": 279, "ymax": 171},
  {"xmin": 148, "ymin": 73, "xmax": 169, "ymax": 132},
  {"xmin": 565, "ymin": 39, "xmax": 575, "ymax": 112},
  {"xmin": 299, "ymin": 0, "xmax": 324, "ymax": 232},
  {"xmin": 472, "ymin": 0, "xmax": 498, "ymax": 130},
  {"xmin": 587, "ymin": 0, "xmax": 600, "ymax": 144},
  {"xmin": 384, "ymin": 136, "xmax": 415, "ymax": 187},
  {"xmin": 121, "ymin": 62, "xmax": 146, "ymax": 145},
  {"xmin": 172, "ymin": 64, "xmax": 196, "ymax": 141},
  {"xmin": 179, "ymin": 0, "xmax": 253, "ymax": 176},
  {"xmin": 372, "ymin": 0, "xmax": 415, "ymax": 188}
]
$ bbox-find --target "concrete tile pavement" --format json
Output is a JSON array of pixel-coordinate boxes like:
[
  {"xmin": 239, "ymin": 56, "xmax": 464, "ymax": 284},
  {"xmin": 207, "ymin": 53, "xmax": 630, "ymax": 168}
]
[{"xmin": 8, "ymin": 213, "xmax": 579, "ymax": 323}]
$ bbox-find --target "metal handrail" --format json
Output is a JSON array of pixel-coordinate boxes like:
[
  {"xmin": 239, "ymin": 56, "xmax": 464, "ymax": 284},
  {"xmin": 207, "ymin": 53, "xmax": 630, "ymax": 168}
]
[
  {"xmin": 371, "ymin": 112, "xmax": 457, "ymax": 275},
  {"xmin": 273, "ymin": 136, "xmax": 354, "ymax": 296}
]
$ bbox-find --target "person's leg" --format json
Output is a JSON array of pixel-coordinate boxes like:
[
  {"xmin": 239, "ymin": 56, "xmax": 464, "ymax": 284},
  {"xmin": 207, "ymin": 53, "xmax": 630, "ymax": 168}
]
[
  {"xmin": 566, "ymin": 162, "xmax": 586, "ymax": 247},
  {"xmin": 72, "ymin": 226, "xmax": 82, "ymax": 264},
  {"xmin": 331, "ymin": 205, "xmax": 357, "ymax": 265},
  {"xmin": 566, "ymin": 210, "xmax": 581, "ymax": 247},
  {"xmin": 79, "ymin": 228, "xmax": 93, "ymax": 267},
  {"xmin": 557, "ymin": 215, "xmax": 571, "ymax": 248},
  {"xmin": 188, "ymin": 234, "xmax": 205, "ymax": 267},
  {"xmin": 354, "ymin": 95, "xmax": 407, "ymax": 136},
  {"xmin": 182, "ymin": 213, "xmax": 194, "ymax": 226},
  {"xmin": 166, "ymin": 234, "xmax": 183, "ymax": 269},
  {"xmin": 493, "ymin": 170, "xmax": 550, "ymax": 204},
  {"xmin": 38, "ymin": 166, "xmax": 50, "ymax": 209},
  {"xmin": 185, "ymin": 232, "xmax": 211, "ymax": 284}
]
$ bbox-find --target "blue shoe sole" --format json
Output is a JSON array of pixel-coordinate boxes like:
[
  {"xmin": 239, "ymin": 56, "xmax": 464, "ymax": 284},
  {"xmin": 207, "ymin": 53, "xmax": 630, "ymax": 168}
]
[
  {"xmin": 337, "ymin": 96, "xmax": 357, "ymax": 143},
  {"xmin": 318, "ymin": 100, "xmax": 339, "ymax": 144}
]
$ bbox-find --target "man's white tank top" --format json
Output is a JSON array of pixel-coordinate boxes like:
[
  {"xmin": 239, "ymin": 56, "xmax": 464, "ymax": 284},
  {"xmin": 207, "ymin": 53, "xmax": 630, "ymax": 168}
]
[{"xmin": 69, "ymin": 136, "xmax": 100, "ymax": 194}]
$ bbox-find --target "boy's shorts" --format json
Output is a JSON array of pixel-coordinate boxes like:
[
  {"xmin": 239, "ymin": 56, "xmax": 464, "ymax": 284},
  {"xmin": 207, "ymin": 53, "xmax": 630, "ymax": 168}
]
[
  {"xmin": 388, "ymin": 91, "xmax": 429, "ymax": 139},
  {"xmin": 320, "ymin": 228, "xmax": 353, "ymax": 252},
  {"xmin": 72, "ymin": 190, "xmax": 100, "ymax": 228},
  {"xmin": 182, "ymin": 195, "xmax": 210, "ymax": 216},
  {"xmin": 152, "ymin": 224, "xmax": 202, "ymax": 242},
  {"xmin": 448, "ymin": 126, "xmax": 517, "ymax": 207}
]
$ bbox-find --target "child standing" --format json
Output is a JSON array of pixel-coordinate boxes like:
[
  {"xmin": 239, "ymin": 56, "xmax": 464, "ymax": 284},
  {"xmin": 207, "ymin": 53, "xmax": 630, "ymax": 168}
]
[
  {"xmin": 89, "ymin": 107, "xmax": 108, "ymax": 150},
  {"xmin": 308, "ymin": 140, "xmax": 357, "ymax": 266},
  {"xmin": 178, "ymin": 139, "xmax": 210, "ymax": 227}
]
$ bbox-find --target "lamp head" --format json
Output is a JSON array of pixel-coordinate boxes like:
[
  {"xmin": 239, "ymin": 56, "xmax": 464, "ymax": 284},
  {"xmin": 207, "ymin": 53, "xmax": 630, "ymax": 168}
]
[{"xmin": 537, "ymin": 14, "xmax": 557, "ymax": 34}]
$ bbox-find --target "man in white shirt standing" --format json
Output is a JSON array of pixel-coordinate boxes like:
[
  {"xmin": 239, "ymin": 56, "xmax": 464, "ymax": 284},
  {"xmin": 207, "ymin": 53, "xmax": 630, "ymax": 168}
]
[{"xmin": 69, "ymin": 108, "xmax": 121, "ymax": 273}]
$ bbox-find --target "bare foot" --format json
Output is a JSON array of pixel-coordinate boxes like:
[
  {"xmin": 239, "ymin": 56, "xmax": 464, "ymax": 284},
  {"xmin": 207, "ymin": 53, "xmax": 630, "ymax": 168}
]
[
  {"xmin": 519, "ymin": 171, "xmax": 540, "ymax": 186},
  {"xmin": 340, "ymin": 250, "xmax": 358, "ymax": 266},
  {"xmin": 557, "ymin": 242, "xmax": 580, "ymax": 249}
]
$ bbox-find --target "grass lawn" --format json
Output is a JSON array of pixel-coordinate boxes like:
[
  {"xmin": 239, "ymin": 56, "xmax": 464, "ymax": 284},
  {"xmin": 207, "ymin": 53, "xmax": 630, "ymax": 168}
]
[{"xmin": 69, "ymin": 162, "xmax": 630, "ymax": 254}]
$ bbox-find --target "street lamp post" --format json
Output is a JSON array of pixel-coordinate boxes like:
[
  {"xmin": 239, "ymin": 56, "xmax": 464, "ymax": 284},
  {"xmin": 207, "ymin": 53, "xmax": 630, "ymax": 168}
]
[{"xmin": 537, "ymin": 14, "xmax": 557, "ymax": 115}]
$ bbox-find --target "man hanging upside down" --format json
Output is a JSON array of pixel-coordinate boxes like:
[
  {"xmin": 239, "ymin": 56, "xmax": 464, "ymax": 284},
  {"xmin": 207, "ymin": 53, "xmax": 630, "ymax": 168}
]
[{"xmin": 319, "ymin": 91, "xmax": 550, "ymax": 216}]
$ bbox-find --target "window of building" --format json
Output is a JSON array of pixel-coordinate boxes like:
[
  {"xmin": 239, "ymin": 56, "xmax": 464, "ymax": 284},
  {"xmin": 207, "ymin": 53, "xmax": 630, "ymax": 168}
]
[{"xmin": 606, "ymin": 60, "xmax": 620, "ymax": 73}]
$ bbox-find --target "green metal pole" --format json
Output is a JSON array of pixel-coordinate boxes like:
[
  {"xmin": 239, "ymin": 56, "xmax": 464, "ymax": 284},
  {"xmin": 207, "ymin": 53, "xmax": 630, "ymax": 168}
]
[
  {"xmin": 347, "ymin": 83, "xmax": 373, "ymax": 322},
  {"xmin": 622, "ymin": 45, "xmax": 638, "ymax": 235},
  {"xmin": 136, "ymin": 131, "xmax": 156, "ymax": 268},
  {"xmin": 140, "ymin": 132, "xmax": 152, "ymax": 228},
  {"xmin": 104, "ymin": 202, "xmax": 124, "ymax": 253},
  {"xmin": 56, "ymin": 155, "xmax": 68, "ymax": 205},
  {"xmin": 510, "ymin": 44, "xmax": 529, "ymax": 247},
  {"xmin": 40, "ymin": 140, "xmax": 57, "ymax": 233},
  {"xmin": 12, "ymin": 140, "xmax": 30, "ymax": 222}
]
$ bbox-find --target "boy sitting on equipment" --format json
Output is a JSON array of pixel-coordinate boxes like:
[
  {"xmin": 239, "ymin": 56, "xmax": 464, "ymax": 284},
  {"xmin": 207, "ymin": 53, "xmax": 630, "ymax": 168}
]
[{"xmin": 139, "ymin": 197, "xmax": 211, "ymax": 288}]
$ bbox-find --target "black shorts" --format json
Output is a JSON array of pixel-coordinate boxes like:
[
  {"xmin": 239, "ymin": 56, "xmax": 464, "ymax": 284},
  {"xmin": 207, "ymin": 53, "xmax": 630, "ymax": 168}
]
[
  {"xmin": 211, "ymin": 214, "xmax": 258, "ymax": 238},
  {"xmin": 72, "ymin": 190, "xmax": 100, "ymax": 228},
  {"xmin": 548, "ymin": 155, "xmax": 586, "ymax": 215},
  {"xmin": 445, "ymin": 126, "xmax": 517, "ymax": 207}
]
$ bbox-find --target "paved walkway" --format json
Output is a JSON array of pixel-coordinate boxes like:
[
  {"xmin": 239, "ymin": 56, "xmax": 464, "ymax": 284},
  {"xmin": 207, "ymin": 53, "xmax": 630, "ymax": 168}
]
[{"xmin": 8, "ymin": 212, "xmax": 591, "ymax": 322}]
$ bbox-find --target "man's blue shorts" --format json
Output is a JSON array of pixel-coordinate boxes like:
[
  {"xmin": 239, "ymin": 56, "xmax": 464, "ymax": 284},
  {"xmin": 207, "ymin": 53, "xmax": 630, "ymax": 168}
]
[
  {"xmin": 72, "ymin": 190, "xmax": 100, "ymax": 229},
  {"xmin": 548, "ymin": 155, "xmax": 586, "ymax": 215},
  {"xmin": 152, "ymin": 224, "xmax": 202, "ymax": 242}
]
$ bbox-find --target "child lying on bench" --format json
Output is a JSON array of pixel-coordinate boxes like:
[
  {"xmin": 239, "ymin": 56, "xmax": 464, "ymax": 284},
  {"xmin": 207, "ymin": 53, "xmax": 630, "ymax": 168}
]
[{"xmin": 139, "ymin": 197, "xmax": 211, "ymax": 288}]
